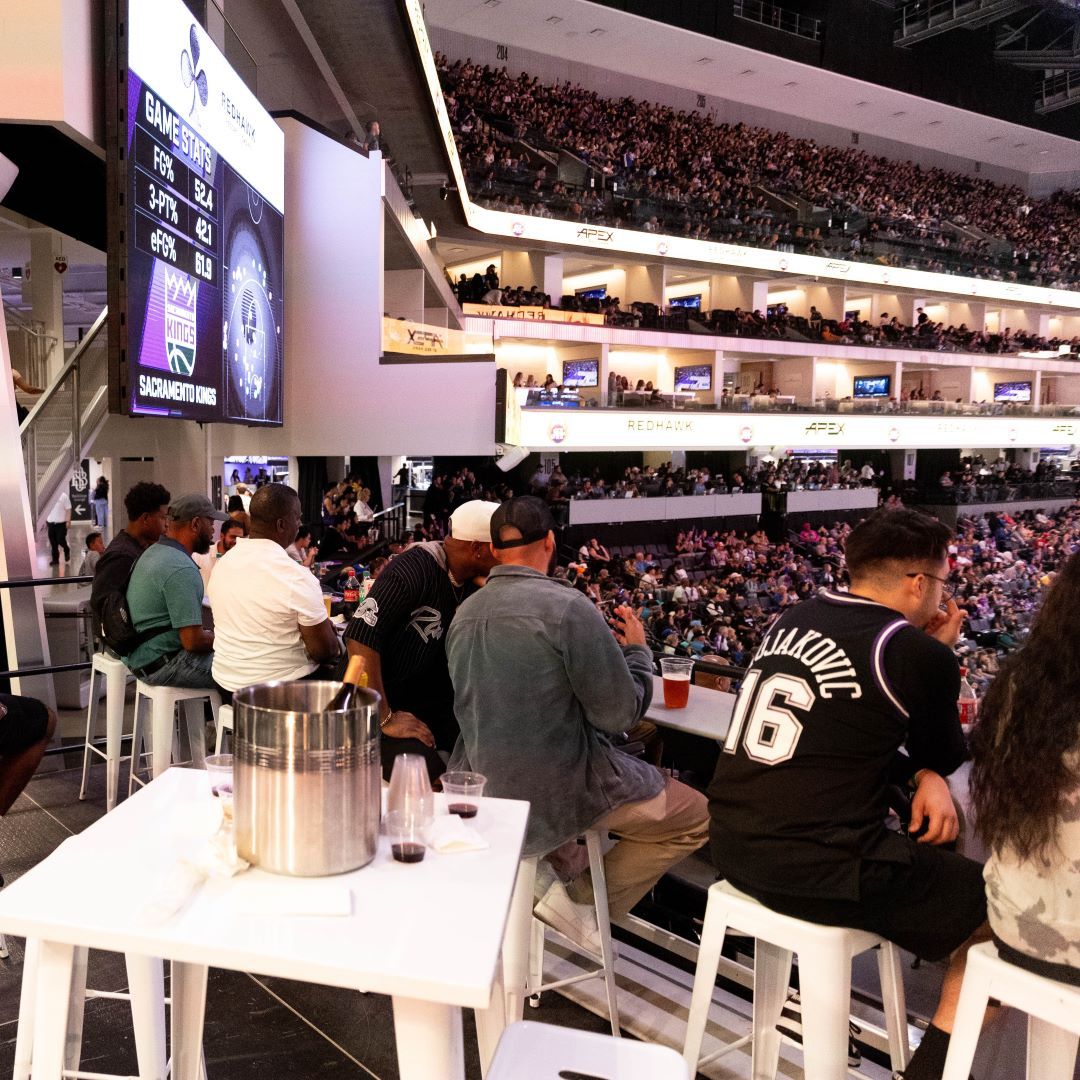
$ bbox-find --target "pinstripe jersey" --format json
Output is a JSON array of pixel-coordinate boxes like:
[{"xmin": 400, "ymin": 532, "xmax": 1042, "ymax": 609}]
[{"xmin": 708, "ymin": 589, "xmax": 965, "ymax": 901}]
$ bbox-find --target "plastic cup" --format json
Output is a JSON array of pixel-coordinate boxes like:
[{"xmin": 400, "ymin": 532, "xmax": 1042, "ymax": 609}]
[
  {"xmin": 385, "ymin": 810, "xmax": 427, "ymax": 863},
  {"xmin": 659, "ymin": 657, "xmax": 694, "ymax": 709},
  {"xmin": 441, "ymin": 770, "xmax": 486, "ymax": 819},
  {"xmin": 205, "ymin": 753, "xmax": 234, "ymax": 819},
  {"xmin": 387, "ymin": 753, "xmax": 435, "ymax": 826},
  {"xmin": 324, "ymin": 595, "xmax": 333, "ymax": 618}
]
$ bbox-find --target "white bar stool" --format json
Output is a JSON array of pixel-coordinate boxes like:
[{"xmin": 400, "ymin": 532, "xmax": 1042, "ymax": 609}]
[
  {"xmin": 79, "ymin": 652, "xmax": 133, "ymax": 812},
  {"xmin": 214, "ymin": 703, "xmax": 233, "ymax": 755},
  {"xmin": 942, "ymin": 941, "xmax": 1080, "ymax": 1080},
  {"xmin": 128, "ymin": 682, "xmax": 220, "ymax": 795},
  {"xmin": 13, "ymin": 940, "xmax": 167, "ymax": 1080},
  {"xmin": 488, "ymin": 1020, "xmax": 688, "ymax": 1079},
  {"xmin": 683, "ymin": 880, "xmax": 910, "ymax": 1080},
  {"xmin": 503, "ymin": 830, "xmax": 620, "ymax": 1036}
]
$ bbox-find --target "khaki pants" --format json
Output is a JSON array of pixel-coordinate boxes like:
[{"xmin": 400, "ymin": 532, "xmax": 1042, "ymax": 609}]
[{"xmin": 591, "ymin": 775, "xmax": 709, "ymax": 919}]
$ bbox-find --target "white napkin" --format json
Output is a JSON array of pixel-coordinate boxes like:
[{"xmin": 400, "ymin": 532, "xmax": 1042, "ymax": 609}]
[
  {"xmin": 425, "ymin": 814, "xmax": 489, "ymax": 853},
  {"xmin": 230, "ymin": 879, "xmax": 353, "ymax": 917},
  {"xmin": 135, "ymin": 800, "xmax": 250, "ymax": 926}
]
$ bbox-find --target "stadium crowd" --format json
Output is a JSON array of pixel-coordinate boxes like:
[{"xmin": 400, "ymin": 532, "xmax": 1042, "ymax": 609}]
[
  {"xmin": 436, "ymin": 53, "xmax": 1080, "ymax": 289},
  {"xmin": 316, "ymin": 462, "xmax": 1080, "ymax": 713},
  {"xmin": 455, "ymin": 263, "xmax": 1078, "ymax": 356},
  {"xmin": 561, "ymin": 505, "xmax": 1080, "ymax": 698}
]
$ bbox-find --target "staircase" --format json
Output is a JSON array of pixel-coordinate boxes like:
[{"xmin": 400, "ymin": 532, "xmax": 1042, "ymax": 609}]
[
  {"xmin": 3, "ymin": 298, "xmax": 56, "ymax": 391},
  {"xmin": 19, "ymin": 307, "xmax": 109, "ymax": 527}
]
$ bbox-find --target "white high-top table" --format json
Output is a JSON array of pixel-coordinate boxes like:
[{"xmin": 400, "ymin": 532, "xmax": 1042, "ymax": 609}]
[
  {"xmin": 0, "ymin": 768, "xmax": 528, "ymax": 1080},
  {"xmin": 646, "ymin": 675, "xmax": 734, "ymax": 741}
]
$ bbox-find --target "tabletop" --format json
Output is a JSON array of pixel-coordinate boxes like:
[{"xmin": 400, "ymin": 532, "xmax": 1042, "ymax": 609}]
[
  {"xmin": 645, "ymin": 675, "xmax": 733, "ymax": 741},
  {"xmin": 0, "ymin": 768, "xmax": 529, "ymax": 1009}
]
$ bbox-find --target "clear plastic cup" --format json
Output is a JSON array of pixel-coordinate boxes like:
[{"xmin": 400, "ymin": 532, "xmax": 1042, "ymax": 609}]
[
  {"xmin": 205, "ymin": 753, "xmax": 234, "ymax": 820},
  {"xmin": 387, "ymin": 753, "xmax": 435, "ymax": 826},
  {"xmin": 384, "ymin": 810, "xmax": 427, "ymax": 863},
  {"xmin": 441, "ymin": 771, "xmax": 486, "ymax": 819},
  {"xmin": 659, "ymin": 657, "xmax": 694, "ymax": 709}
]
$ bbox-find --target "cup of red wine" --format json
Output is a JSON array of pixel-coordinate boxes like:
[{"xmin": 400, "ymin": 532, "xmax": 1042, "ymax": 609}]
[
  {"xmin": 385, "ymin": 810, "xmax": 427, "ymax": 863},
  {"xmin": 441, "ymin": 771, "xmax": 486, "ymax": 820}
]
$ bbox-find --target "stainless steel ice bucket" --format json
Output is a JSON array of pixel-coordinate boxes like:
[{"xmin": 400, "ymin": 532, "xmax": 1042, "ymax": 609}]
[{"xmin": 233, "ymin": 680, "xmax": 381, "ymax": 876}]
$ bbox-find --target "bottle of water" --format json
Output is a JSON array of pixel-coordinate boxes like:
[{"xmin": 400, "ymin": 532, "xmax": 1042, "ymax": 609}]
[{"xmin": 958, "ymin": 666, "xmax": 978, "ymax": 731}]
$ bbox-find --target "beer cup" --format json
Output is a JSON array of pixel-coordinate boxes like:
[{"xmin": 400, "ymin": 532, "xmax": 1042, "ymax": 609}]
[{"xmin": 659, "ymin": 657, "xmax": 694, "ymax": 709}]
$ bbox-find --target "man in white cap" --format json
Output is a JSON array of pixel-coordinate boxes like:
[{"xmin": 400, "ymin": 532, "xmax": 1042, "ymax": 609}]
[{"xmin": 345, "ymin": 499, "xmax": 498, "ymax": 780}]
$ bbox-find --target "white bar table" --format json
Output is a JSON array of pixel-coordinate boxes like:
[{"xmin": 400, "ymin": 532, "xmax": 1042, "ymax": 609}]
[
  {"xmin": 646, "ymin": 674, "xmax": 733, "ymax": 741},
  {"xmin": 0, "ymin": 768, "xmax": 528, "ymax": 1080}
]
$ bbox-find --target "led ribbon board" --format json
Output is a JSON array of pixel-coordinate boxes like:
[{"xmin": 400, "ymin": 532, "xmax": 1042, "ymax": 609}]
[{"xmin": 113, "ymin": 0, "xmax": 285, "ymax": 424}]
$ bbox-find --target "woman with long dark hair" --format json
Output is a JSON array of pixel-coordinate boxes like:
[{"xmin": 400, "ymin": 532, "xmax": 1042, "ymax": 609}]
[{"xmin": 970, "ymin": 552, "xmax": 1080, "ymax": 985}]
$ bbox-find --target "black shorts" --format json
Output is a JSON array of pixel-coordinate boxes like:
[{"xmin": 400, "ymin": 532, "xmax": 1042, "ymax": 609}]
[
  {"xmin": 0, "ymin": 694, "xmax": 50, "ymax": 756},
  {"xmin": 730, "ymin": 843, "xmax": 987, "ymax": 962}
]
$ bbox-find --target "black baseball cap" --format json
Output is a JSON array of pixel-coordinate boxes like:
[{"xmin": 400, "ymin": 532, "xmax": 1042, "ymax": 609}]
[{"xmin": 490, "ymin": 496, "xmax": 557, "ymax": 549}]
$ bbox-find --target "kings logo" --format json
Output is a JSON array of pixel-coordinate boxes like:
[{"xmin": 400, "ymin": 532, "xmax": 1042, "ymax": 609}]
[{"xmin": 164, "ymin": 269, "xmax": 198, "ymax": 376}]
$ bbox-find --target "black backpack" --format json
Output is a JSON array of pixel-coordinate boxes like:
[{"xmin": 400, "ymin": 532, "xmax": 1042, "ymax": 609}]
[{"xmin": 89, "ymin": 544, "xmax": 168, "ymax": 656}]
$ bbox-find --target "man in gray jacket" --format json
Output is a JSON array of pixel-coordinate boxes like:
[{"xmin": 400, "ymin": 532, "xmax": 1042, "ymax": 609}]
[{"xmin": 446, "ymin": 496, "xmax": 708, "ymax": 947}]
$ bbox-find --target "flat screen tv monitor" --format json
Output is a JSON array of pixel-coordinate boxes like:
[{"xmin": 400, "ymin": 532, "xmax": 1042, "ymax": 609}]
[
  {"xmin": 562, "ymin": 359, "xmax": 598, "ymax": 387},
  {"xmin": 670, "ymin": 294, "xmax": 701, "ymax": 310},
  {"xmin": 107, "ymin": 0, "xmax": 285, "ymax": 425},
  {"xmin": 994, "ymin": 380, "xmax": 1032, "ymax": 403},
  {"xmin": 853, "ymin": 375, "xmax": 890, "ymax": 398},
  {"xmin": 575, "ymin": 286, "xmax": 607, "ymax": 301},
  {"xmin": 674, "ymin": 364, "xmax": 712, "ymax": 391}
]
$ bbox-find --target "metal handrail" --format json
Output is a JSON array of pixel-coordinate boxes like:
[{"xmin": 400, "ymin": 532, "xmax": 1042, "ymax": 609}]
[
  {"xmin": 0, "ymin": 575, "xmax": 93, "ymax": 589},
  {"xmin": 19, "ymin": 307, "xmax": 108, "ymax": 432}
]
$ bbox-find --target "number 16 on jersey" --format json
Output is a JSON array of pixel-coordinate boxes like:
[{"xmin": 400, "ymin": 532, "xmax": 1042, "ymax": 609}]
[{"xmin": 723, "ymin": 670, "xmax": 815, "ymax": 764}]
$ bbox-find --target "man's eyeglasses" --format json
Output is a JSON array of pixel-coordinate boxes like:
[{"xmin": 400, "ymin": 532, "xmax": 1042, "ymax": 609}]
[{"xmin": 906, "ymin": 571, "xmax": 955, "ymax": 603}]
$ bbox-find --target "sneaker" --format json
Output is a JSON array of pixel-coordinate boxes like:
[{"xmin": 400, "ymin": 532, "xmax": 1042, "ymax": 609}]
[
  {"xmin": 533, "ymin": 879, "xmax": 603, "ymax": 958},
  {"xmin": 777, "ymin": 992, "xmax": 861, "ymax": 1067}
]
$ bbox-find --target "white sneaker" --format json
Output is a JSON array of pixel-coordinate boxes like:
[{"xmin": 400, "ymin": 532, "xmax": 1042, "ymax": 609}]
[{"xmin": 533, "ymin": 879, "xmax": 603, "ymax": 958}]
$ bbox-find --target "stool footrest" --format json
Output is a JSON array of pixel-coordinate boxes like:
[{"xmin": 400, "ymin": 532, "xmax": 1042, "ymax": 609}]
[
  {"xmin": 535, "ymin": 969, "xmax": 610, "ymax": 995},
  {"xmin": 697, "ymin": 1032, "xmax": 753, "ymax": 1068}
]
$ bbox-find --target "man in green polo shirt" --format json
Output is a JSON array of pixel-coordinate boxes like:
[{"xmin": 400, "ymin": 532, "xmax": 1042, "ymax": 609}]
[{"xmin": 124, "ymin": 493, "xmax": 226, "ymax": 689}]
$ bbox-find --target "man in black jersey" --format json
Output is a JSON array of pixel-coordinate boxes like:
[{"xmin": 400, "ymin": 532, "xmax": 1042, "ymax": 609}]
[
  {"xmin": 345, "ymin": 500, "xmax": 497, "ymax": 781},
  {"xmin": 708, "ymin": 508, "xmax": 987, "ymax": 1080}
]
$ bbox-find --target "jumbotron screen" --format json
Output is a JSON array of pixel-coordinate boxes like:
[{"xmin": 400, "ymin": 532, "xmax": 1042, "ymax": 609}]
[{"xmin": 109, "ymin": 0, "xmax": 284, "ymax": 424}]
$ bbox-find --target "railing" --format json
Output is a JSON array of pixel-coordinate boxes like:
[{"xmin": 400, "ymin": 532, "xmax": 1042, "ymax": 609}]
[
  {"xmin": 908, "ymin": 479, "xmax": 1079, "ymax": 505},
  {"xmin": 371, "ymin": 501, "xmax": 408, "ymax": 543},
  {"xmin": 1037, "ymin": 70, "xmax": 1080, "ymax": 114},
  {"xmin": 734, "ymin": 0, "xmax": 823, "ymax": 39},
  {"xmin": 0, "ymin": 574, "xmax": 98, "ymax": 758},
  {"xmin": 20, "ymin": 308, "xmax": 109, "ymax": 527},
  {"xmin": 3, "ymin": 300, "xmax": 56, "ymax": 390},
  {"xmin": 522, "ymin": 390, "xmax": 1080, "ymax": 419}
]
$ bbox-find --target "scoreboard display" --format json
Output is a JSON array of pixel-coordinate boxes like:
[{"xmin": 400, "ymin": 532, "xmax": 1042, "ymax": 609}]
[{"xmin": 108, "ymin": 0, "xmax": 285, "ymax": 425}]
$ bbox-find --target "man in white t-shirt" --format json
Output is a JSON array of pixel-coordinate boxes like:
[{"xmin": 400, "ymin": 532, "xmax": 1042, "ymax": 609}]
[
  {"xmin": 46, "ymin": 490, "xmax": 72, "ymax": 565},
  {"xmin": 208, "ymin": 484, "xmax": 342, "ymax": 700}
]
